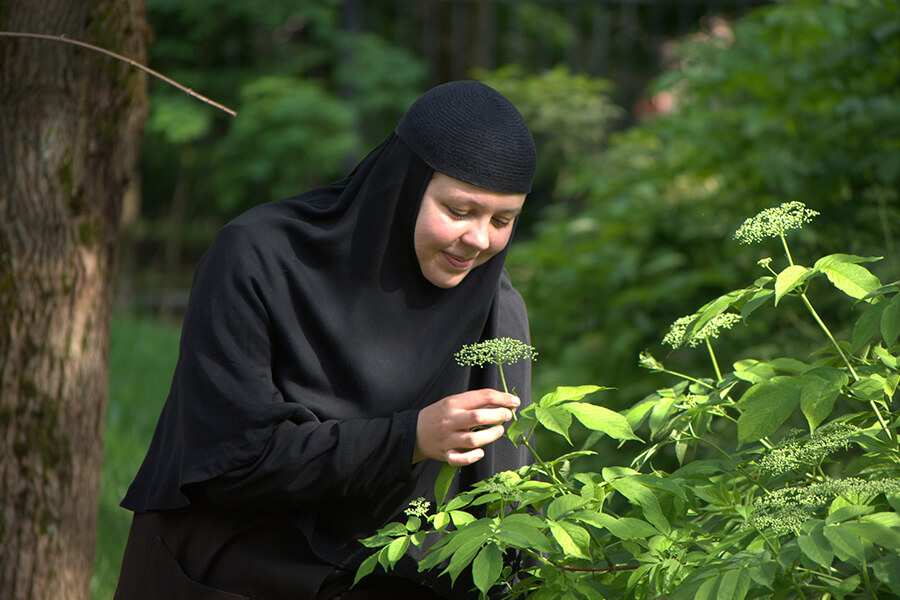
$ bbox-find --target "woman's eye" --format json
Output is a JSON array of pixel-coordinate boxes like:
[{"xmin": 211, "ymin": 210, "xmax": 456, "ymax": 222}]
[
  {"xmin": 447, "ymin": 207, "xmax": 468, "ymax": 219},
  {"xmin": 492, "ymin": 217, "xmax": 511, "ymax": 228}
]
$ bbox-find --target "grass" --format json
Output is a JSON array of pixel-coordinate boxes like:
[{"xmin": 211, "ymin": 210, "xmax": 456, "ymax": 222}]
[{"xmin": 91, "ymin": 314, "xmax": 180, "ymax": 599}]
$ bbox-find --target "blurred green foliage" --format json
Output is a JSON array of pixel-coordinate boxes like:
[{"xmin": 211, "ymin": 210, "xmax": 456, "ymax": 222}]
[
  {"xmin": 506, "ymin": 0, "xmax": 900, "ymax": 426},
  {"xmin": 141, "ymin": 0, "xmax": 425, "ymax": 222}
]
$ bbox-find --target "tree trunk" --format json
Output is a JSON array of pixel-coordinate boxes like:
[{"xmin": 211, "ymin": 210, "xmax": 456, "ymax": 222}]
[{"xmin": 0, "ymin": 1, "xmax": 147, "ymax": 599}]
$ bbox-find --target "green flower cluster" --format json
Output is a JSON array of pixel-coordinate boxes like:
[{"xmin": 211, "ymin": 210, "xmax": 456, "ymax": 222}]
[
  {"xmin": 454, "ymin": 337, "xmax": 538, "ymax": 368},
  {"xmin": 759, "ymin": 424, "xmax": 859, "ymax": 475},
  {"xmin": 734, "ymin": 201, "xmax": 820, "ymax": 244},
  {"xmin": 482, "ymin": 471, "xmax": 524, "ymax": 502},
  {"xmin": 662, "ymin": 312, "xmax": 743, "ymax": 349},
  {"xmin": 404, "ymin": 497, "xmax": 431, "ymax": 517},
  {"xmin": 751, "ymin": 477, "xmax": 900, "ymax": 533}
]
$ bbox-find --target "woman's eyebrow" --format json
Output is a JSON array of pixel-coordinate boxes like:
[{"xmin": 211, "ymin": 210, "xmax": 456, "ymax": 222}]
[{"xmin": 445, "ymin": 194, "xmax": 524, "ymax": 215}]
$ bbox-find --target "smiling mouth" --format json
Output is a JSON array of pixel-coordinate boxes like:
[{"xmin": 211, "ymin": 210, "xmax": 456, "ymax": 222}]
[{"xmin": 442, "ymin": 251, "xmax": 476, "ymax": 270}]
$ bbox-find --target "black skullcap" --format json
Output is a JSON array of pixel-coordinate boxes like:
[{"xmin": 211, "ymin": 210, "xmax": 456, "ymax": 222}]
[{"xmin": 395, "ymin": 81, "xmax": 536, "ymax": 194}]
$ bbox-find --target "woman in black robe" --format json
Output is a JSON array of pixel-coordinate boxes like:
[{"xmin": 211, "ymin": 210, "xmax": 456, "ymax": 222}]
[{"xmin": 115, "ymin": 80, "xmax": 537, "ymax": 600}]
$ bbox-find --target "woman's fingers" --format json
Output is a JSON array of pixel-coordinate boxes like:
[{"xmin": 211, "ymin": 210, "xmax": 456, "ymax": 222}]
[{"xmin": 414, "ymin": 389, "xmax": 521, "ymax": 464}]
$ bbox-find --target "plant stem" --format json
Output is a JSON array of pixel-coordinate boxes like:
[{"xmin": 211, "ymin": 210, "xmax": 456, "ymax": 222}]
[
  {"xmin": 705, "ymin": 338, "xmax": 723, "ymax": 383},
  {"xmin": 497, "ymin": 362, "xmax": 509, "ymax": 394},
  {"xmin": 780, "ymin": 233, "xmax": 795, "ymax": 266},
  {"xmin": 799, "ymin": 292, "xmax": 894, "ymax": 442}
]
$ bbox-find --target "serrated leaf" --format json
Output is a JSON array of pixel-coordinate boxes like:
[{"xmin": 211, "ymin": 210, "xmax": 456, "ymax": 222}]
[
  {"xmin": 472, "ymin": 543, "xmax": 503, "ymax": 597},
  {"xmin": 775, "ymin": 265, "xmax": 812, "ymax": 306},
  {"xmin": 539, "ymin": 385, "xmax": 604, "ymax": 407},
  {"xmin": 881, "ymin": 293, "xmax": 900, "ymax": 346},
  {"xmin": 736, "ymin": 377, "xmax": 802, "ymax": 443},
  {"xmin": 565, "ymin": 402, "xmax": 641, "ymax": 441},
  {"xmin": 535, "ymin": 405, "xmax": 573, "ymax": 444},
  {"xmin": 814, "ymin": 254, "xmax": 882, "ymax": 300},
  {"xmin": 443, "ymin": 535, "xmax": 486, "ymax": 584}
]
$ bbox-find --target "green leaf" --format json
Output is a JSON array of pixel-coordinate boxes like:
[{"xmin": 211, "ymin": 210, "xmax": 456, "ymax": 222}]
[
  {"xmin": 814, "ymin": 254, "xmax": 883, "ymax": 300},
  {"xmin": 716, "ymin": 568, "xmax": 751, "ymax": 600},
  {"xmin": 798, "ymin": 529, "xmax": 834, "ymax": 568},
  {"xmin": 535, "ymin": 405, "xmax": 573, "ymax": 444},
  {"xmin": 823, "ymin": 523, "xmax": 865, "ymax": 565},
  {"xmin": 353, "ymin": 552, "xmax": 381, "ymax": 586},
  {"xmin": 648, "ymin": 396, "xmax": 676, "ymax": 437},
  {"xmin": 385, "ymin": 535, "xmax": 410, "ymax": 563},
  {"xmin": 604, "ymin": 472, "xmax": 670, "ymax": 534},
  {"xmin": 565, "ymin": 402, "xmax": 641, "ymax": 441},
  {"xmin": 849, "ymin": 375, "xmax": 885, "ymax": 401},
  {"xmin": 573, "ymin": 511, "xmax": 659, "ymax": 539},
  {"xmin": 496, "ymin": 514, "xmax": 553, "ymax": 552},
  {"xmin": 852, "ymin": 301, "xmax": 887, "ymax": 351},
  {"xmin": 685, "ymin": 290, "xmax": 746, "ymax": 344},
  {"xmin": 872, "ymin": 554, "xmax": 900, "ymax": 594},
  {"xmin": 775, "ymin": 265, "xmax": 812, "ymax": 306},
  {"xmin": 433, "ymin": 512, "xmax": 451, "ymax": 530},
  {"xmin": 549, "ymin": 521, "xmax": 591, "ymax": 560},
  {"xmin": 839, "ymin": 521, "xmax": 900, "ymax": 550},
  {"xmin": 740, "ymin": 289, "xmax": 774, "ymax": 318},
  {"xmin": 800, "ymin": 367, "xmax": 847, "ymax": 431},
  {"xmin": 736, "ymin": 377, "xmax": 802, "ymax": 443},
  {"xmin": 472, "ymin": 543, "xmax": 503, "ymax": 597},
  {"xmin": 443, "ymin": 535, "xmax": 486, "ymax": 584},
  {"xmin": 435, "ymin": 462, "xmax": 457, "ymax": 507},
  {"xmin": 733, "ymin": 359, "xmax": 776, "ymax": 384},
  {"xmin": 450, "ymin": 510, "xmax": 477, "ymax": 528},
  {"xmin": 547, "ymin": 495, "xmax": 588, "ymax": 520},
  {"xmin": 881, "ymin": 293, "xmax": 900, "ymax": 346},
  {"xmin": 539, "ymin": 385, "xmax": 604, "ymax": 407}
]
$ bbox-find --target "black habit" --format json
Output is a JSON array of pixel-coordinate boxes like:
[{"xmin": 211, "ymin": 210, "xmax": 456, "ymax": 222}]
[{"xmin": 114, "ymin": 125, "xmax": 533, "ymax": 600}]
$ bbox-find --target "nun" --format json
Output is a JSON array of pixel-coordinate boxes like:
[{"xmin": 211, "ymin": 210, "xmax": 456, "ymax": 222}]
[{"xmin": 115, "ymin": 80, "xmax": 537, "ymax": 600}]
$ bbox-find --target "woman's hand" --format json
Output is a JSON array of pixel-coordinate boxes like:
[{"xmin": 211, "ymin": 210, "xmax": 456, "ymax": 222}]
[{"xmin": 414, "ymin": 389, "xmax": 520, "ymax": 466}]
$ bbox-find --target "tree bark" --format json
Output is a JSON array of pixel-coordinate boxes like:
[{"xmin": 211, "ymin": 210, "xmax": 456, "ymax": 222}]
[{"xmin": 0, "ymin": 1, "xmax": 147, "ymax": 599}]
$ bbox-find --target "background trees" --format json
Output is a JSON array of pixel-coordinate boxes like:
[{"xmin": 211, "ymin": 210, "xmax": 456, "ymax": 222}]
[{"xmin": 0, "ymin": 2, "xmax": 148, "ymax": 599}]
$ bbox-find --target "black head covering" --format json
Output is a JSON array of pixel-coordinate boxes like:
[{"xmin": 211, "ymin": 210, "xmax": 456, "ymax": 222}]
[
  {"xmin": 396, "ymin": 80, "xmax": 536, "ymax": 194},
  {"xmin": 122, "ymin": 82, "xmax": 534, "ymax": 583}
]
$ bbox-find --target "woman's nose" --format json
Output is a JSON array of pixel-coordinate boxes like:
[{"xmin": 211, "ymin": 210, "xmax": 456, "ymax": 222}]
[{"xmin": 461, "ymin": 220, "xmax": 491, "ymax": 251}]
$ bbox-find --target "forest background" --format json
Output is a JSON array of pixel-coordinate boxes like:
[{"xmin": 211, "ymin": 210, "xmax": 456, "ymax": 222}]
[{"xmin": 93, "ymin": 0, "xmax": 898, "ymax": 597}]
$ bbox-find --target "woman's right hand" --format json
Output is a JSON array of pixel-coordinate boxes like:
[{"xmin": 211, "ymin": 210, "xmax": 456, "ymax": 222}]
[{"xmin": 414, "ymin": 389, "xmax": 520, "ymax": 466}]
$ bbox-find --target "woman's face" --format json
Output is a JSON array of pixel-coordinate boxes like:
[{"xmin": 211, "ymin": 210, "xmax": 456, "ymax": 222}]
[{"xmin": 414, "ymin": 172, "xmax": 526, "ymax": 288}]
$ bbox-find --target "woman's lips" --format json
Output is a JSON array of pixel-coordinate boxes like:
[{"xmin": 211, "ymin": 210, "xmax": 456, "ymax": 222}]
[{"xmin": 443, "ymin": 251, "xmax": 475, "ymax": 270}]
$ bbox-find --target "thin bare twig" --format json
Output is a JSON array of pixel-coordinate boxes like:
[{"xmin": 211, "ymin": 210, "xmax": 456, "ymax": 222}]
[{"xmin": 0, "ymin": 31, "xmax": 237, "ymax": 116}]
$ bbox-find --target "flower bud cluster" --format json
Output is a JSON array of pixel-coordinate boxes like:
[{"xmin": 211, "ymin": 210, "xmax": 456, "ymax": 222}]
[
  {"xmin": 758, "ymin": 423, "xmax": 859, "ymax": 475},
  {"xmin": 404, "ymin": 497, "xmax": 431, "ymax": 517},
  {"xmin": 734, "ymin": 201, "xmax": 820, "ymax": 244},
  {"xmin": 455, "ymin": 337, "xmax": 538, "ymax": 368},
  {"xmin": 662, "ymin": 312, "xmax": 742, "ymax": 349},
  {"xmin": 751, "ymin": 477, "xmax": 900, "ymax": 533}
]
